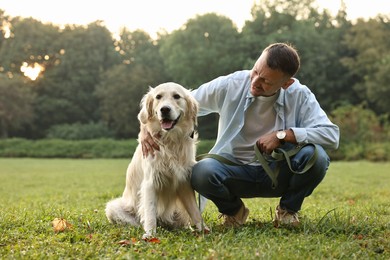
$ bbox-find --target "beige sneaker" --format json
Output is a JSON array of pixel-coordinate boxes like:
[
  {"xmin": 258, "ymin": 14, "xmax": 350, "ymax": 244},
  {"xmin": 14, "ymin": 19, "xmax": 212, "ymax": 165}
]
[
  {"xmin": 273, "ymin": 205, "xmax": 300, "ymax": 228},
  {"xmin": 220, "ymin": 203, "xmax": 250, "ymax": 227}
]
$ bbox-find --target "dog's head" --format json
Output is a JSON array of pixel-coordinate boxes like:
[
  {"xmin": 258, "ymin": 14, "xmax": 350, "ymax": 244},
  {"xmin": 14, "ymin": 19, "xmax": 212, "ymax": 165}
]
[{"xmin": 138, "ymin": 82, "xmax": 198, "ymax": 132}]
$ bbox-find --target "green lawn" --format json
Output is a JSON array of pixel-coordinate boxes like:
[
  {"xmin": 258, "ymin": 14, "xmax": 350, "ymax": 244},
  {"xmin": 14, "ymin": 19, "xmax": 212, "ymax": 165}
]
[{"xmin": 0, "ymin": 159, "xmax": 389, "ymax": 259}]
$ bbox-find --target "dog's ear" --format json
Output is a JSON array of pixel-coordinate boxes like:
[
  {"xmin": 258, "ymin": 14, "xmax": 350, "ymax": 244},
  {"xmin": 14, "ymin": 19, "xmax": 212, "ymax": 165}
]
[
  {"xmin": 138, "ymin": 87, "xmax": 154, "ymax": 124},
  {"xmin": 185, "ymin": 91, "xmax": 199, "ymax": 127}
]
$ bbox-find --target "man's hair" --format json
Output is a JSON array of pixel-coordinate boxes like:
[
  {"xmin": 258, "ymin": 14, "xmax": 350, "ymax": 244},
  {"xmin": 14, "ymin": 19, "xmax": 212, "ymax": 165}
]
[{"xmin": 263, "ymin": 43, "xmax": 300, "ymax": 77}]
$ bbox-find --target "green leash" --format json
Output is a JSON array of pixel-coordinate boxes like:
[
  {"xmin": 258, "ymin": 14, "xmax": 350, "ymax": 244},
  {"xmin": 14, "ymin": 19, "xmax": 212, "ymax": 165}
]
[{"xmin": 196, "ymin": 143, "xmax": 318, "ymax": 189}]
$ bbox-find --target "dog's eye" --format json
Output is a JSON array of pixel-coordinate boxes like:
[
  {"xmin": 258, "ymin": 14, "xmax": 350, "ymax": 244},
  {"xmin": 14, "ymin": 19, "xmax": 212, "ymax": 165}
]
[
  {"xmin": 173, "ymin": 94, "xmax": 181, "ymax": 99},
  {"xmin": 156, "ymin": 94, "xmax": 162, "ymax": 100}
]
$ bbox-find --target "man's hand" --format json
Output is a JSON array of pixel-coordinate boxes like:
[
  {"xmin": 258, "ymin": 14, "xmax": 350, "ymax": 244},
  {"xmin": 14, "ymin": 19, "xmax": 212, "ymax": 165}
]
[
  {"xmin": 256, "ymin": 131, "xmax": 280, "ymax": 155},
  {"xmin": 139, "ymin": 126, "xmax": 160, "ymax": 158},
  {"xmin": 256, "ymin": 129, "xmax": 296, "ymax": 154}
]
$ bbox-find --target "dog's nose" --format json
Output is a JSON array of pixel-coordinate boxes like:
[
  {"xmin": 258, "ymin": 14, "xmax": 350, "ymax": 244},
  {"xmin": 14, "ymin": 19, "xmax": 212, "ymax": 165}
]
[{"xmin": 160, "ymin": 106, "xmax": 171, "ymax": 115}]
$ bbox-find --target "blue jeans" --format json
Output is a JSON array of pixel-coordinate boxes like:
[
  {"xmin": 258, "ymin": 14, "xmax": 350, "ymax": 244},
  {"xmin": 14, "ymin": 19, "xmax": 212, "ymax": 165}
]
[{"xmin": 191, "ymin": 144, "xmax": 330, "ymax": 215}]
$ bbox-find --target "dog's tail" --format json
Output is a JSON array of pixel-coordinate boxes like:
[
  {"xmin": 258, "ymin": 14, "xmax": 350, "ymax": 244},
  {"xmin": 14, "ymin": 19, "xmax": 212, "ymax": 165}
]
[{"xmin": 105, "ymin": 197, "xmax": 140, "ymax": 226}]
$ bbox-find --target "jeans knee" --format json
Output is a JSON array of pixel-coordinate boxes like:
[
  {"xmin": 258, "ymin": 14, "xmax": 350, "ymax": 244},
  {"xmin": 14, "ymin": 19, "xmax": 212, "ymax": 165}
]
[
  {"xmin": 314, "ymin": 145, "xmax": 330, "ymax": 172},
  {"xmin": 291, "ymin": 144, "xmax": 329, "ymax": 177},
  {"xmin": 191, "ymin": 158, "xmax": 227, "ymax": 193},
  {"xmin": 288, "ymin": 145, "xmax": 330, "ymax": 192},
  {"xmin": 307, "ymin": 145, "xmax": 330, "ymax": 183},
  {"xmin": 191, "ymin": 159, "xmax": 212, "ymax": 191}
]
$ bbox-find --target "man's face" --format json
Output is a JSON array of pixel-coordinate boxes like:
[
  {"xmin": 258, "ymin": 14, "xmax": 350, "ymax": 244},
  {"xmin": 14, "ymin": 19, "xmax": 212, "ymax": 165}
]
[{"xmin": 250, "ymin": 52, "xmax": 292, "ymax": 97}]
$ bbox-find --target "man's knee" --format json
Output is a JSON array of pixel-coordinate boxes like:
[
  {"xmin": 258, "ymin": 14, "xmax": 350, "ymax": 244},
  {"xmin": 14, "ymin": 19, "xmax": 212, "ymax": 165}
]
[
  {"xmin": 191, "ymin": 159, "xmax": 214, "ymax": 190},
  {"xmin": 302, "ymin": 144, "xmax": 330, "ymax": 183},
  {"xmin": 191, "ymin": 158, "xmax": 227, "ymax": 191},
  {"xmin": 292, "ymin": 144, "xmax": 329, "ymax": 172},
  {"xmin": 313, "ymin": 144, "xmax": 330, "ymax": 171}
]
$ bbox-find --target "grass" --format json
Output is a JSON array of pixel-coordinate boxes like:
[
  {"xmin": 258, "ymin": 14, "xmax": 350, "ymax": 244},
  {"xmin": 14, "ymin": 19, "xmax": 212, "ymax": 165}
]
[{"xmin": 0, "ymin": 159, "xmax": 389, "ymax": 259}]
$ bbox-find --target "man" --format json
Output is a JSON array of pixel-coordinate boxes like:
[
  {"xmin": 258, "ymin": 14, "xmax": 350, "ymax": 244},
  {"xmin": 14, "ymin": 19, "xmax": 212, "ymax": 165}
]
[{"xmin": 142, "ymin": 42, "xmax": 340, "ymax": 228}]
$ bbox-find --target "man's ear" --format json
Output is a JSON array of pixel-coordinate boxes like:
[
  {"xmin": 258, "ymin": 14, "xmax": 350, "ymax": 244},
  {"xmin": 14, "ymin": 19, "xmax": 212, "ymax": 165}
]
[{"xmin": 282, "ymin": 78, "xmax": 295, "ymax": 90}]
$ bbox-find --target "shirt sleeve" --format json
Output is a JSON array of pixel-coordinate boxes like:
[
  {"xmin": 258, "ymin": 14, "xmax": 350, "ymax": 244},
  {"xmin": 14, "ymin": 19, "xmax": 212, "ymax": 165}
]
[
  {"xmin": 290, "ymin": 90, "xmax": 340, "ymax": 150},
  {"xmin": 191, "ymin": 74, "xmax": 231, "ymax": 116}
]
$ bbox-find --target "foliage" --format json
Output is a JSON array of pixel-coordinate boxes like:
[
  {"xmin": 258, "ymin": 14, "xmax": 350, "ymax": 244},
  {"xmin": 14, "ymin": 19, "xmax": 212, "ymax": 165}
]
[
  {"xmin": 159, "ymin": 13, "xmax": 245, "ymax": 89},
  {"xmin": 0, "ymin": 17, "xmax": 60, "ymax": 74},
  {"xmin": 0, "ymin": 159, "xmax": 389, "ymax": 258},
  {"xmin": 0, "ymin": 138, "xmax": 136, "ymax": 158},
  {"xmin": 46, "ymin": 122, "xmax": 114, "ymax": 140},
  {"xmin": 159, "ymin": 13, "xmax": 245, "ymax": 138},
  {"xmin": 0, "ymin": 1, "xmax": 390, "ymax": 139},
  {"xmin": 0, "ymin": 74, "xmax": 35, "ymax": 138},
  {"xmin": 242, "ymin": 0, "xmax": 354, "ymax": 111},
  {"xmin": 1, "ymin": 138, "xmax": 389, "ymax": 161},
  {"xmin": 341, "ymin": 17, "xmax": 390, "ymax": 114},
  {"xmin": 329, "ymin": 104, "xmax": 390, "ymax": 161},
  {"xmin": 0, "ymin": 138, "xmax": 216, "ymax": 159},
  {"xmin": 30, "ymin": 22, "xmax": 120, "ymax": 138},
  {"xmin": 95, "ymin": 30, "xmax": 169, "ymax": 138},
  {"xmin": 330, "ymin": 104, "xmax": 387, "ymax": 144}
]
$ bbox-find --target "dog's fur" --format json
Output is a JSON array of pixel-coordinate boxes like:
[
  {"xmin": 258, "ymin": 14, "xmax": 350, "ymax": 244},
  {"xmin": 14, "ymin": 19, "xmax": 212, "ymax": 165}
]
[{"xmin": 105, "ymin": 82, "xmax": 207, "ymax": 238}]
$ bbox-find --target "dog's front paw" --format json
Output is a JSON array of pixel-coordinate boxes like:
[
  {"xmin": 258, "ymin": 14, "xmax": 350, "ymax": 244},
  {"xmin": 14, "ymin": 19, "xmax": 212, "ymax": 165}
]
[
  {"xmin": 192, "ymin": 222, "xmax": 210, "ymax": 234},
  {"xmin": 142, "ymin": 232, "xmax": 153, "ymax": 240},
  {"xmin": 142, "ymin": 234, "xmax": 161, "ymax": 243},
  {"xmin": 142, "ymin": 225, "xmax": 157, "ymax": 240}
]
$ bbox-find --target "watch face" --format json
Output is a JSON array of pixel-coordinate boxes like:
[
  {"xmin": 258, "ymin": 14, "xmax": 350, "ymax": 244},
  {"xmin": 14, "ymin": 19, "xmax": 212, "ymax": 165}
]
[{"xmin": 277, "ymin": 131, "xmax": 286, "ymax": 139}]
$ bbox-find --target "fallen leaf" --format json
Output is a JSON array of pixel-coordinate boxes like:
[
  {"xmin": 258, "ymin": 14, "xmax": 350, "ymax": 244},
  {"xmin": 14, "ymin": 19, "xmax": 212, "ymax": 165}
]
[
  {"xmin": 143, "ymin": 237, "xmax": 161, "ymax": 244},
  {"xmin": 52, "ymin": 218, "xmax": 73, "ymax": 233},
  {"xmin": 353, "ymin": 234, "xmax": 364, "ymax": 240},
  {"xmin": 118, "ymin": 240, "xmax": 131, "ymax": 246},
  {"xmin": 203, "ymin": 227, "xmax": 211, "ymax": 234},
  {"xmin": 86, "ymin": 234, "xmax": 93, "ymax": 240},
  {"xmin": 118, "ymin": 238, "xmax": 138, "ymax": 246}
]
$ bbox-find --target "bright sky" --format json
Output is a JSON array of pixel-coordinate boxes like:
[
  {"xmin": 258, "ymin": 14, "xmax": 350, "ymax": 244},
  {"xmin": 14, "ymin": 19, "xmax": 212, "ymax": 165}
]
[{"xmin": 1, "ymin": 0, "xmax": 390, "ymax": 38}]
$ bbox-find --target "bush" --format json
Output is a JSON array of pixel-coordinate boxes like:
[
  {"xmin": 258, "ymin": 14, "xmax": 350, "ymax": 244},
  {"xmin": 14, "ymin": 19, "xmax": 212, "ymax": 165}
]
[
  {"xmin": 0, "ymin": 138, "xmax": 216, "ymax": 159},
  {"xmin": 0, "ymin": 138, "xmax": 389, "ymax": 161},
  {"xmin": 0, "ymin": 138, "xmax": 136, "ymax": 158},
  {"xmin": 364, "ymin": 143, "xmax": 389, "ymax": 161},
  {"xmin": 330, "ymin": 104, "xmax": 386, "ymax": 144},
  {"xmin": 328, "ymin": 104, "xmax": 390, "ymax": 161}
]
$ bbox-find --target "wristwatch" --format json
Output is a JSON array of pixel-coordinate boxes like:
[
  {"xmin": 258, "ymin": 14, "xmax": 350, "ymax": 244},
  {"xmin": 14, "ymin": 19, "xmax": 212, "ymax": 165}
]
[{"xmin": 276, "ymin": 130, "xmax": 287, "ymax": 145}]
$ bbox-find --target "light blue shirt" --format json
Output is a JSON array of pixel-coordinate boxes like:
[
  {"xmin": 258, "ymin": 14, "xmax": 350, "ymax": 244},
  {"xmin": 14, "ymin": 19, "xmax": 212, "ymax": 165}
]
[{"xmin": 191, "ymin": 70, "xmax": 340, "ymax": 156}]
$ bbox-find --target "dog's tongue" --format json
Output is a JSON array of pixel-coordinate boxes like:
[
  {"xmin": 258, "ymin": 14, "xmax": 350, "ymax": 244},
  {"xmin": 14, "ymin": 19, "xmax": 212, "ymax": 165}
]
[{"xmin": 161, "ymin": 119, "xmax": 174, "ymax": 130}]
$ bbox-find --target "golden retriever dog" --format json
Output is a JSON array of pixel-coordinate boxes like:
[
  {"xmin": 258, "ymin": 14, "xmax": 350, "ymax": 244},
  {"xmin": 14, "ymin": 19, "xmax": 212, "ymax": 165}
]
[{"xmin": 105, "ymin": 82, "xmax": 208, "ymax": 239}]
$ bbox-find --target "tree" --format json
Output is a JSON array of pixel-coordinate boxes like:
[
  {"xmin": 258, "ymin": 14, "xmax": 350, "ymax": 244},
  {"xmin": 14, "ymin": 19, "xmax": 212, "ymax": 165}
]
[
  {"xmin": 0, "ymin": 74, "xmax": 35, "ymax": 138},
  {"xmin": 341, "ymin": 16, "xmax": 390, "ymax": 114},
  {"xmin": 0, "ymin": 9, "xmax": 10, "ymax": 52},
  {"xmin": 0, "ymin": 16, "xmax": 60, "ymax": 75},
  {"xmin": 159, "ymin": 13, "xmax": 245, "ymax": 89},
  {"xmin": 159, "ymin": 13, "xmax": 245, "ymax": 139},
  {"xmin": 95, "ymin": 30, "xmax": 169, "ymax": 138},
  {"xmin": 31, "ymin": 21, "xmax": 120, "ymax": 138},
  {"xmin": 241, "ymin": 0, "xmax": 354, "ymax": 112}
]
